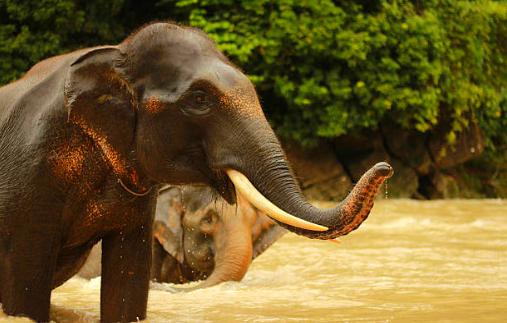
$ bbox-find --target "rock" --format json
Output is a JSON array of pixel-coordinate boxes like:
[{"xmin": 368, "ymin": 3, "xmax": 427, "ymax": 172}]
[
  {"xmin": 303, "ymin": 175, "xmax": 351, "ymax": 201},
  {"xmin": 283, "ymin": 141, "xmax": 352, "ymax": 200},
  {"xmin": 419, "ymin": 166, "xmax": 489, "ymax": 199},
  {"xmin": 384, "ymin": 158, "xmax": 419, "ymax": 198},
  {"xmin": 334, "ymin": 133, "xmax": 419, "ymax": 198},
  {"xmin": 428, "ymin": 120, "xmax": 485, "ymax": 169},
  {"xmin": 334, "ymin": 132, "xmax": 390, "ymax": 181},
  {"xmin": 381, "ymin": 121, "xmax": 433, "ymax": 175},
  {"xmin": 427, "ymin": 171, "xmax": 460, "ymax": 199}
]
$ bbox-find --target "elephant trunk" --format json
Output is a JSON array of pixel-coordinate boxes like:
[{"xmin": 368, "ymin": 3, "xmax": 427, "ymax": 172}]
[
  {"xmin": 196, "ymin": 223, "xmax": 253, "ymax": 289},
  {"xmin": 219, "ymin": 120, "xmax": 393, "ymax": 240}
]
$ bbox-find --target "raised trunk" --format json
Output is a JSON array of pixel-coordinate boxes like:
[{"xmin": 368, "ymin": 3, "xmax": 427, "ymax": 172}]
[
  {"xmin": 220, "ymin": 119, "xmax": 393, "ymax": 239},
  {"xmin": 209, "ymin": 114, "xmax": 392, "ymax": 240},
  {"xmin": 230, "ymin": 159, "xmax": 392, "ymax": 239}
]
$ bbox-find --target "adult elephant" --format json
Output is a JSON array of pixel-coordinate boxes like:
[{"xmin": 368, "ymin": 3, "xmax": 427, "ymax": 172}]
[
  {"xmin": 0, "ymin": 22, "xmax": 392, "ymax": 322},
  {"xmin": 79, "ymin": 186, "xmax": 287, "ymax": 288}
]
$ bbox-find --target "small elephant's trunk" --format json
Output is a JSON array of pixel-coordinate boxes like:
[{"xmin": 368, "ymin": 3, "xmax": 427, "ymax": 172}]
[{"xmin": 196, "ymin": 222, "xmax": 253, "ymax": 289}]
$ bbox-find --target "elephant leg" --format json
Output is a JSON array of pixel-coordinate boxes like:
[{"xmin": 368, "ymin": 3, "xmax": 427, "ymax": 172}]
[
  {"xmin": 100, "ymin": 221, "xmax": 152, "ymax": 323},
  {"xmin": 0, "ymin": 226, "xmax": 60, "ymax": 322}
]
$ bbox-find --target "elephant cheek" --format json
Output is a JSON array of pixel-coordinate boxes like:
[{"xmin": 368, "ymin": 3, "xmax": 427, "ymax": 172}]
[{"xmin": 183, "ymin": 235, "xmax": 215, "ymax": 276}]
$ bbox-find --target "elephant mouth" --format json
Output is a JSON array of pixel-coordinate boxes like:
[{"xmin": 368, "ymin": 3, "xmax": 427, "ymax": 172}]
[
  {"xmin": 179, "ymin": 144, "xmax": 236, "ymax": 204},
  {"xmin": 226, "ymin": 169, "xmax": 328, "ymax": 232},
  {"xmin": 207, "ymin": 168, "xmax": 236, "ymax": 204}
]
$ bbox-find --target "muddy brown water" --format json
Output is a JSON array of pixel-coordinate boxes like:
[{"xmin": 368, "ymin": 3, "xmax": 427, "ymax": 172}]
[{"xmin": 1, "ymin": 199, "xmax": 506, "ymax": 322}]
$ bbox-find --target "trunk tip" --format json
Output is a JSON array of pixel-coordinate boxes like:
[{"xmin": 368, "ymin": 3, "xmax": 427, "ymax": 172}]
[{"xmin": 373, "ymin": 162, "xmax": 394, "ymax": 178}]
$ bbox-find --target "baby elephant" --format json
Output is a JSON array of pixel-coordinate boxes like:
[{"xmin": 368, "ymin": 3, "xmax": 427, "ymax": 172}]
[{"xmin": 79, "ymin": 186, "xmax": 286, "ymax": 288}]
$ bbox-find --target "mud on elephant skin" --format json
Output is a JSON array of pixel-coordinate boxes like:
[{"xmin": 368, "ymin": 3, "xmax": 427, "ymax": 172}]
[
  {"xmin": 79, "ymin": 186, "xmax": 286, "ymax": 289},
  {"xmin": 0, "ymin": 21, "xmax": 392, "ymax": 322}
]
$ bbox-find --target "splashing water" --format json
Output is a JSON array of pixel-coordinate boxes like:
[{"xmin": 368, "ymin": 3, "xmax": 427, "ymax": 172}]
[{"xmin": 1, "ymin": 199, "xmax": 506, "ymax": 322}]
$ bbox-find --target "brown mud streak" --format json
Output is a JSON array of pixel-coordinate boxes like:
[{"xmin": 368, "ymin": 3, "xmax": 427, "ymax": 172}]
[
  {"xmin": 65, "ymin": 201, "xmax": 109, "ymax": 245},
  {"xmin": 220, "ymin": 87, "xmax": 263, "ymax": 118},
  {"xmin": 153, "ymin": 221, "xmax": 170, "ymax": 247},
  {"xmin": 341, "ymin": 178, "xmax": 384, "ymax": 234},
  {"xmin": 319, "ymin": 174, "xmax": 387, "ymax": 240},
  {"xmin": 49, "ymin": 138, "xmax": 87, "ymax": 184},
  {"xmin": 144, "ymin": 97, "xmax": 164, "ymax": 114},
  {"xmin": 70, "ymin": 116, "xmax": 129, "ymax": 180}
]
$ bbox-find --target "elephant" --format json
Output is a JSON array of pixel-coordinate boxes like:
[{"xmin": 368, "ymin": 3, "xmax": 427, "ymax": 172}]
[
  {"xmin": 79, "ymin": 186, "xmax": 286, "ymax": 289},
  {"xmin": 0, "ymin": 22, "xmax": 393, "ymax": 322}
]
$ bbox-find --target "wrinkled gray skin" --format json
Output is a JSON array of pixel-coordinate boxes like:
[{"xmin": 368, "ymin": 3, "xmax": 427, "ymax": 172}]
[{"xmin": 79, "ymin": 186, "xmax": 286, "ymax": 288}]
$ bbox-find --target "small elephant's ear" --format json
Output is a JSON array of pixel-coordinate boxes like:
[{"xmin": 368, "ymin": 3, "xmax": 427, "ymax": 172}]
[
  {"xmin": 154, "ymin": 188, "xmax": 185, "ymax": 263},
  {"xmin": 65, "ymin": 46, "xmax": 136, "ymax": 158},
  {"xmin": 153, "ymin": 221, "xmax": 185, "ymax": 263}
]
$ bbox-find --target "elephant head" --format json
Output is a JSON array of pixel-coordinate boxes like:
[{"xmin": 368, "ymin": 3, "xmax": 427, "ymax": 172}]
[
  {"xmin": 66, "ymin": 22, "xmax": 393, "ymax": 240},
  {"xmin": 151, "ymin": 186, "xmax": 286, "ymax": 288}
]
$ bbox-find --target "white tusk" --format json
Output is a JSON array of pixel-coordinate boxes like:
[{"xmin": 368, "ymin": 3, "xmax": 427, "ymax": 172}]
[{"xmin": 226, "ymin": 169, "xmax": 328, "ymax": 232}]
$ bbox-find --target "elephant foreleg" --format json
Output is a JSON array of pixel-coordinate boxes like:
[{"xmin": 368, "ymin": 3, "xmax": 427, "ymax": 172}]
[
  {"xmin": 100, "ymin": 221, "xmax": 153, "ymax": 323},
  {"xmin": 0, "ymin": 225, "xmax": 60, "ymax": 322}
]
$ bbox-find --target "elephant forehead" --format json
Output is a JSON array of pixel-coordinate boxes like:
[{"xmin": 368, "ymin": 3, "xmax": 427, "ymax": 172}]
[
  {"xmin": 125, "ymin": 26, "xmax": 263, "ymax": 115},
  {"xmin": 143, "ymin": 58, "xmax": 257, "ymax": 105}
]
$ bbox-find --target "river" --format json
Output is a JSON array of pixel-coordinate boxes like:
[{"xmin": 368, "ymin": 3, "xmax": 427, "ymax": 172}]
[{"xmin": 1, "ymin": 199, "xmax": 506, "ymax": 322}]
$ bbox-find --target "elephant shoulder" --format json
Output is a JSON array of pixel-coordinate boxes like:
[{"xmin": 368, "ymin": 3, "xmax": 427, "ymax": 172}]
[
  {"xmin": 0, "ymin": 50, "xmax": 85, "ymax": 127},
  {"xmin": 0, "ymin": 47, "xmax": 110, "ymax": 118}
]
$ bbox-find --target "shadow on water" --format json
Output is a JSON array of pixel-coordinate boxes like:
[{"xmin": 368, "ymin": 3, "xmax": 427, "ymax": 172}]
[{"xmin": 1, "ymin": 199, "xmax": 506, "ymax": 322}]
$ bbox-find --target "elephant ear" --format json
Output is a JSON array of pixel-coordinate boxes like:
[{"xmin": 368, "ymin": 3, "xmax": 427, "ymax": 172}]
[
  {"xmin": 153, "ymin": 188, "xmax": 185, "ymax": 263},
  {"xmin": 64, "ymin": 47, "xmax": 137, "ymax": 163},
  {"xmin": 252, "ymin": 211, "xmax": 287, "ymax": 259}
]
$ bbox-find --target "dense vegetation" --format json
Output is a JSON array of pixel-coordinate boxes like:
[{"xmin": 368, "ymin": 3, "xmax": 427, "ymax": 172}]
[{"xmin": 1, "ymin": 0, "xmax": 506, "ymax": 156}]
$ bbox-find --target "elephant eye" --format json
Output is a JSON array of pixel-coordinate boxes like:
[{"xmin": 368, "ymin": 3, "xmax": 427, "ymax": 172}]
[
  {"xmin": 181, "ymin": 90, "xmax": 214, "ymax": 116},
  {"xmin": 200, "ymin": 210, "xmax": 218, "ymax": 232},
  {"xmin": 194, "ymin": 92, "xmax": 208, "ymax": 104}
]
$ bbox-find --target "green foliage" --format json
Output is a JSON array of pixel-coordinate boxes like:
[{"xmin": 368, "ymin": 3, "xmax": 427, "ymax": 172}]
[
  {"xmin": 0, "ymin": 0, "xmax": 83, "ymax": 83},
  {"xmin": 0, "ymin": 0, "xmax": 132, "ymax": 84},
  {"xmin": 165, "ymin": 0, "xmax": 507, "ymax": 149},
  {"xmin": 0, "ymin": 0, "xmax": 506, "ymax": 152}
]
